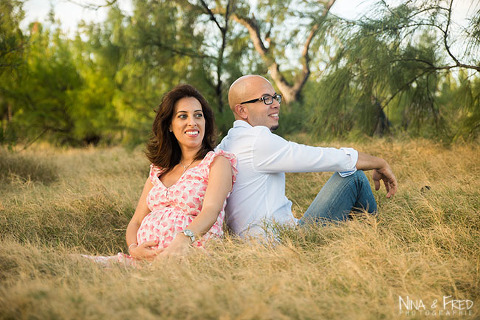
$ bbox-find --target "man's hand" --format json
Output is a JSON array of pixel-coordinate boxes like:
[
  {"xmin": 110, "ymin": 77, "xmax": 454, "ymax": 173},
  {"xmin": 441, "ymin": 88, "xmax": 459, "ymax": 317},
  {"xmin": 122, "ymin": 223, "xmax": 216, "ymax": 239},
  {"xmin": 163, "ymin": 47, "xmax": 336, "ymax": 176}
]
[
  {"xmin": 372, "ymin": 164, "xmax": 397, "ymax": 198},
  {"xmin": 356, "ymin": 152, "xmax": 398, "ymax": 198}
]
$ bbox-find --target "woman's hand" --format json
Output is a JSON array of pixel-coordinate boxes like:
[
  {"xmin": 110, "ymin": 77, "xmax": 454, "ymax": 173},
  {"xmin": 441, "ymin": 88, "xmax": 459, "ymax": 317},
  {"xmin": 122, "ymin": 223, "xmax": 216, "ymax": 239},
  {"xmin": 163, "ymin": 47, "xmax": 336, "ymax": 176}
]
[
  {"xmin": 157, "ymin": 234, "xmax": 192, "ymax": 258},
  {"xmin": 129, "ymin": 240, "xmax": 163, "ymax": 261},
  {"xmin": 126, "ymin": 178, "xmax": 155, "ymax": 260}
]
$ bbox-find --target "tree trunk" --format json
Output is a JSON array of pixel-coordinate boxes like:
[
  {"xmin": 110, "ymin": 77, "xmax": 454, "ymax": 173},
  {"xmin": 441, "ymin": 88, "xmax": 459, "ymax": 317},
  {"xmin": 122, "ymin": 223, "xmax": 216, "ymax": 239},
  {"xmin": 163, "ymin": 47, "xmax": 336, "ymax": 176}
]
[
  {"xmin": 232, "ymin": 0, "xmax": 336, "ymax": 103},
  {"xmin": 2, "ymin": 103, "xmax": 12, "ymax": 137},
  {"xmin": 198, "ymin": 0, "xmax": 234, "ymax": 114},
  {"xmin": 373, "ymin": 99, "xmax": 390, "ymax": 136}
]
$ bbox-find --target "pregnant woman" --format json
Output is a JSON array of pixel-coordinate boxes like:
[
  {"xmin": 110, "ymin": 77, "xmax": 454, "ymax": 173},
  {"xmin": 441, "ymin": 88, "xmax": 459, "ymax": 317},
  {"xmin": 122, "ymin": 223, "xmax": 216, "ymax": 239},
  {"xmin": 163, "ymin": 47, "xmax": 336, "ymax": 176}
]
[
  {"xmin": 128, "ymin": 84, "xmax": 236, "ymax": 260},
  {"xmin": 85, "ymin": 84, "xmax": 236, "ymax": 265}
]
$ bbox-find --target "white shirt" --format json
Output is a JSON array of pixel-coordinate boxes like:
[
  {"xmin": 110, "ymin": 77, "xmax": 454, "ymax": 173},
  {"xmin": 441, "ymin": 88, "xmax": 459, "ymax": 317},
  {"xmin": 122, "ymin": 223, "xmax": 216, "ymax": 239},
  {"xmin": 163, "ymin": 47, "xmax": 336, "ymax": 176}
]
[{"xmin": 216, "ymin": 120, "xmax": 358, "ymax": 238}]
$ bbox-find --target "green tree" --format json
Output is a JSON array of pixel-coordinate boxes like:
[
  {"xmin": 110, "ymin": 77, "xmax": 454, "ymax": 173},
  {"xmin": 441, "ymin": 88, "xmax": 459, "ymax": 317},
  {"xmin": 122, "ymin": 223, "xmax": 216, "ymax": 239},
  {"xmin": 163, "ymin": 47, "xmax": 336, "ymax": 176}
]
[
  {"xmin": 0, "ymin": 0, "xmax": 24, "ymax": 72},
  {"xmin": 175, "ymin": 0, "xmax": 261, "ymax": 133},
  {"xmin": 231, "ymin": 0, "xmax": 338, "ymax": 103},
  {"xmin": 0, "ymin": 0, "xmax": 25, "ymax": 144},
  {"xmin": 69, "ymin": 24, "xmax": 119, "ymax": 144},
  {"xmin": 12, "ymin": 22, "xmax": 83, "ymax": 145},
  {"xmin": 76, "ymin": 1, "xmax": 215, "ymax": 144},
  {"xmin": 115, "ymin": 0, "xmax": 205, "ymax": 143},
  {"xmin": 308, "ymin": 0, "xmax": 480, "ymax": 140},
  {"xmin": 65, "ymin": 0, "xmax": 261, "ymax": 137}
]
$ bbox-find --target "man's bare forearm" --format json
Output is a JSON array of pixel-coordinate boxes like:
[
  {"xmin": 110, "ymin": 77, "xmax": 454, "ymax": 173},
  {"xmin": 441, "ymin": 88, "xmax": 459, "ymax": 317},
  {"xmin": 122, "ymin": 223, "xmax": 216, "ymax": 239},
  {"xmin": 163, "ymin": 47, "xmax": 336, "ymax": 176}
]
[{"xmin": 355, "ymin": 152, "xmax": 388, "ymax": 171}]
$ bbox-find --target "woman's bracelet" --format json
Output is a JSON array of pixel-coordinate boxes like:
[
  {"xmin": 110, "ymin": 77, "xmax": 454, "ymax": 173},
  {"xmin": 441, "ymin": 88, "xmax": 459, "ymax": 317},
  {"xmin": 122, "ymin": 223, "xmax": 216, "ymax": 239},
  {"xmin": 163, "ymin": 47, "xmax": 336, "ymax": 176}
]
[{"xmin": 128, "ymin": 243, "xmax": 138, "ymax": 251}]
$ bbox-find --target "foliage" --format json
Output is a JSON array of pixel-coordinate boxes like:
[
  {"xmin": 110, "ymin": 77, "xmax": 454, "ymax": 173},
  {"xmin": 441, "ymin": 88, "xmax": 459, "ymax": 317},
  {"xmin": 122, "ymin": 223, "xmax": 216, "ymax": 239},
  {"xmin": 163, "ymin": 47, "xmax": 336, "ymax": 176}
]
[
  {"xmin": 0, "ymin": 0, "xmax": 25, "ymax": 143},
  {"xmin": 17, "ymin": 25, "xmax": 84, "ymax": 145},
  {"xmin": 0, "ymin": 0, "xmax": 24, "ymax": 73},
  {"xmin": 452, "ymin": 71, "xmax": 480, "ymax": 141},
  {"xmin": 307, "ymin": 0, "xmax": 480, "ymax": 141},
  {"xmin": 0, "ymin": 0, "xmax": 479, "ymax": 146}
]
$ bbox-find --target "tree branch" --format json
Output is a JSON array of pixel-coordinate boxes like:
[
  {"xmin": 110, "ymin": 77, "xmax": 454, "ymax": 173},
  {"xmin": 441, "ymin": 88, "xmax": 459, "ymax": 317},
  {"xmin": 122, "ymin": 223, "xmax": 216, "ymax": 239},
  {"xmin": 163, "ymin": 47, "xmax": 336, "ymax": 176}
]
[
  {"xmin": 18, "ymin": 128, "xmax": 49, "ymax": 152},
  {"xmin": 231, "ymin": 12, "xmax": 296, "ymax": 102},
  {"xmin": 381, "ymin": 69, "xmax": 431, "ymax": 109},
  {"xmin": 297, "ymin": 0, "xmax": 336, "ymax": 92},
  {"xmin": 66, "ymin": 0, "xmax": 118, "ymax": 10},
  {"xmin": 199, "ymin": 0, "xmax": 225, "ymax": 33},
  {"xmin": 146, "ymin": 38, "xmax": 214, "ymax": 60},
  {"xmin": 391, "ymin": 57, "xmax": 480, "ymax": 72},
  {"xmin": 232, "ymin": 0, "xmax": 336, "ymax": 103},
  {"xmin": 231, "ymin": 13, "xmax": 270, "ymax": 58},
  {"xmin": 443, "ymin": 0, "xmax": 461, "ymax": 66}
]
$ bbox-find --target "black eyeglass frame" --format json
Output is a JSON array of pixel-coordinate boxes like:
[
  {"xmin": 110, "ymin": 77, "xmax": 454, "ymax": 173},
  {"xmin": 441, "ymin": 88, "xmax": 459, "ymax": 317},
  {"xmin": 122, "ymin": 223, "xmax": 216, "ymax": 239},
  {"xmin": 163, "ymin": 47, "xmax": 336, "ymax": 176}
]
[{"xmin": 239, "ymin": 93, "xmax": 282, "ymax": 105}]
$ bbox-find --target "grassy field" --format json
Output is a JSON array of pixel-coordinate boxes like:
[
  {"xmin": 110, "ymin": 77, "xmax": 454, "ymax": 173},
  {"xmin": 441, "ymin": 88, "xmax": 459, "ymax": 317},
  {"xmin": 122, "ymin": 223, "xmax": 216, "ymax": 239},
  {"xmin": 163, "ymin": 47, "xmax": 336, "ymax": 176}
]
[{"xmin": 0, "ymin": 139, "xmax": 479, "ymax": 319}]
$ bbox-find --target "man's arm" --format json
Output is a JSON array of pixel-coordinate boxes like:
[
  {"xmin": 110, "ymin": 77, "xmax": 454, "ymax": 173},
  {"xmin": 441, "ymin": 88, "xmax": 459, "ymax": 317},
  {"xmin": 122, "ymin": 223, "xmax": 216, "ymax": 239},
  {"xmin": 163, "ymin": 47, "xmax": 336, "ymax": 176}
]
[
  {"xmin": 356, "ymin": 152, "xmax": 398, "ymax": 198},
  {"xmin": 253, "ymin": 127, "xmax": 357, "ymax": 174},
  {"xmin": 251, "ymin": 127, "xmax": 397, "ymax": 197}
]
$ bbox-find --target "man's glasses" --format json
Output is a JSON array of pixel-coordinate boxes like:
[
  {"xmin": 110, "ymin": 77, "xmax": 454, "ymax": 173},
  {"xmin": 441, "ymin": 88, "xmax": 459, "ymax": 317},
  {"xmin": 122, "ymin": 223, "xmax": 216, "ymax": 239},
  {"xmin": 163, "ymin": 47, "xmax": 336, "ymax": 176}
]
[{"xmin": 240, "ymin": 93, "xmax": 282, "ymax": 105}]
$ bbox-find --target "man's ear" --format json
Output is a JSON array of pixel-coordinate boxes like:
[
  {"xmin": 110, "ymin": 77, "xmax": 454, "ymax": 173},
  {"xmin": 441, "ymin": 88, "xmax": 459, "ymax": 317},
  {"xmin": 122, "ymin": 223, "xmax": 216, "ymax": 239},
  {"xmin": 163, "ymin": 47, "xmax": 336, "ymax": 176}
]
[{"xmin": 234, "ymin": 104, "xmax": 248, "ymax": 120}]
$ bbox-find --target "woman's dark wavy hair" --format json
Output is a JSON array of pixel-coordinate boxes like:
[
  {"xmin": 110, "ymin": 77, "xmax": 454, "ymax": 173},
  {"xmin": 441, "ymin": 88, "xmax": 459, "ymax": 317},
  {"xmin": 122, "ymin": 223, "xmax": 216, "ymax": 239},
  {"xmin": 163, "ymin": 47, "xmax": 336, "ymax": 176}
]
[{"xmin": 146, "ymin": 84, "xmax": 216, "ymax": 172}]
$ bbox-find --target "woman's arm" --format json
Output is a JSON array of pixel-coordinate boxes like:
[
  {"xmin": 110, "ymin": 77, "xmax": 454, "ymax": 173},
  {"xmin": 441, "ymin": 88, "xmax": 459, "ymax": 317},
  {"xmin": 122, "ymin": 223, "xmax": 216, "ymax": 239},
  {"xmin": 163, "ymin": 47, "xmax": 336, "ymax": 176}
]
[
  {"xmin": 126, "ymin": 178, "xmax": 162, "ymax": 260},
  {"xmin": 158, "ymin": 155, "xmax": 233, "ymax": 257}
]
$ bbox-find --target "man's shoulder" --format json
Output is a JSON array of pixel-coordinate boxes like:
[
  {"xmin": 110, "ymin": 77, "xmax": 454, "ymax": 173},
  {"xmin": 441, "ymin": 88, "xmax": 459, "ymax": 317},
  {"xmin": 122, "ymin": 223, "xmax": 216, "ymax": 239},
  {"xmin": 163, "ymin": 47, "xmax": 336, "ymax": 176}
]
[
  {"xmin": 238, "ymin": 125, "xmax": 271, "ymax": 139},
  {"xmin": 251, "ymin": 125, "xmax": 272, "ymax": 134},
  {"xmin": 226, "ymin": 122, "xmax": 272, "ymax": 138},
  {"xmin": 218, "ymin": 123, "xmax": 276, "ymax": 153}
]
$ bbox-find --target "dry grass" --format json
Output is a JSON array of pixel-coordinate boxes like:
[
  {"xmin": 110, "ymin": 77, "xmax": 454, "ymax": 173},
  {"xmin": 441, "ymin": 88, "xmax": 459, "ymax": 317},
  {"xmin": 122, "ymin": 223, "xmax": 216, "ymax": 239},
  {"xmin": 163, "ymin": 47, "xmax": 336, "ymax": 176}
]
[{"xmin": 0, "ymin": 139, "xmax": 479, "ymax": 319}]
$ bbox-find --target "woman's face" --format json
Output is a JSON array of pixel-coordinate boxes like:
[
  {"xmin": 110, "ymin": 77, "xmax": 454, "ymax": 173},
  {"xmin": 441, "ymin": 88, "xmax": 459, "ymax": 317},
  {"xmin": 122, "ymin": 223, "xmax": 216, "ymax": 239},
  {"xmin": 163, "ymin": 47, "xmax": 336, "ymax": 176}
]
[{"xmin": 170, "ymin": 97, "xmax": 206, "ymax": 152}]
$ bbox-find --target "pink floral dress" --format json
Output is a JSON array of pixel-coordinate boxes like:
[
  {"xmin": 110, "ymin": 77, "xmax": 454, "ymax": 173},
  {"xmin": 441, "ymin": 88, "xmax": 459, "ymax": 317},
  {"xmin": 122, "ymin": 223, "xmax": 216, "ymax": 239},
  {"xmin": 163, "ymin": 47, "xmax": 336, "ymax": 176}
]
[
  {"xmin": 138, "ymin": 149, "xmax": 237, "ymax": 249},
  {"xmin": 82, "ymin": 150, "xmax": 236, "ymax": 265}
]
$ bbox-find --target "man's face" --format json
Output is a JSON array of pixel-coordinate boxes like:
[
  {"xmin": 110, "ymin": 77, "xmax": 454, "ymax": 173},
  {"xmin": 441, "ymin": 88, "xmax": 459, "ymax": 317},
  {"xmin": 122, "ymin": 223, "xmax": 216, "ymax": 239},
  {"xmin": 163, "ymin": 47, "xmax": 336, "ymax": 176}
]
[{"xmin": 242, "ymin": 79, "xmax": 280, "ymax": 131}]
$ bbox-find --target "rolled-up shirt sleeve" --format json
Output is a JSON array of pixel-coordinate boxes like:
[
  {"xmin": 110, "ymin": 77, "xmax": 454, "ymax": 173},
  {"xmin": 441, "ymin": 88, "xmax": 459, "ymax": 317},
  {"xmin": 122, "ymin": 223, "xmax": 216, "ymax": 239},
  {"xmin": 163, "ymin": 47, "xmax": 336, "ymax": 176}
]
[
  {"xmin": 337, "ymin": 147, "xmax": 358, "ymax": 177},
  {"xmin": 252, "ymin": 127, "xmax": 358, "ymax": 175}
]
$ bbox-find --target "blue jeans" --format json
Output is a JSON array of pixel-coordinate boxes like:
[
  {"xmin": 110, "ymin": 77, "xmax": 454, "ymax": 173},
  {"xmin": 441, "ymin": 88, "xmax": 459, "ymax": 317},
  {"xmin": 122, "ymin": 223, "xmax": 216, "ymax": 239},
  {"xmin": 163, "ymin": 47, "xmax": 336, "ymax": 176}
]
[{"xmin": 298, "ymin": 170, "xmax": 377, "ymax": 225}]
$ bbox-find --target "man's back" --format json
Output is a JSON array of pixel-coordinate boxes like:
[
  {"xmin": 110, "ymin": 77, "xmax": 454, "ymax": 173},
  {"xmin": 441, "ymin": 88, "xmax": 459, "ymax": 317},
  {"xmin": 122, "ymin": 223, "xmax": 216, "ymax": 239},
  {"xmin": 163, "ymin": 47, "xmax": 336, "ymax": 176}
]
[{"xmin": 217, "ymin": 120, "xmax": 295, "ymax": 237}]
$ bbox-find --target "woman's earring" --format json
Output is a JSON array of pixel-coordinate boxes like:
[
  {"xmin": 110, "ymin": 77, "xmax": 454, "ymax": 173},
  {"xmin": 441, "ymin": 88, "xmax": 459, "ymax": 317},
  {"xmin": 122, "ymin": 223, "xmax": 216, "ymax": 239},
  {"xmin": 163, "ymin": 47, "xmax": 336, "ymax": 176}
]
[{"xmin": 169, "ymin": 128, "xmax": 173, "ymax": 132}]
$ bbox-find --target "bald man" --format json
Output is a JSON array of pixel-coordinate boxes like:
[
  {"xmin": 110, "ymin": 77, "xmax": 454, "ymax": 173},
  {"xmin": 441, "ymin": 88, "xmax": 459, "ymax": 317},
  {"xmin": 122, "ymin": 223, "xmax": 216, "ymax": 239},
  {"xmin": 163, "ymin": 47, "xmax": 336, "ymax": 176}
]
[{"xmin": 217, "ymin": 75, "xmax": 397, "ymax": 238}]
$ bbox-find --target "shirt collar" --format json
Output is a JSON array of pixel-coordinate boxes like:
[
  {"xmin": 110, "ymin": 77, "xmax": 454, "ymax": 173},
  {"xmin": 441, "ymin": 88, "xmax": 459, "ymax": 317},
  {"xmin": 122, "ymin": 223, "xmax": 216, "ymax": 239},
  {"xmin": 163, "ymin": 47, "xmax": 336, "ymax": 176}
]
[{"xmin": 233, "ymin": 120, "xmax": 252, "ymax": 128}]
